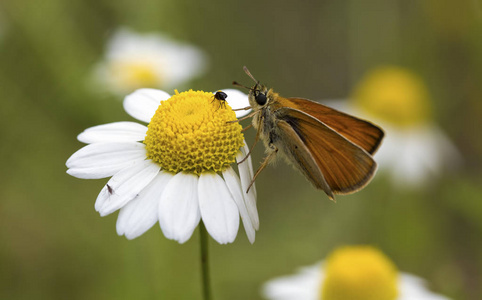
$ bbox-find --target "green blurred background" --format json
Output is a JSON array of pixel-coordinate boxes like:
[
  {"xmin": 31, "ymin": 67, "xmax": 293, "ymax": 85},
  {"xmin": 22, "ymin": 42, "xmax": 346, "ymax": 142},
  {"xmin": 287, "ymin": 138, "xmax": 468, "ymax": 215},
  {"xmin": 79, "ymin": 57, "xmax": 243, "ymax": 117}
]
[{"xmin": 1, "ymin": 0, "xmax": 482, "ymax": 299}]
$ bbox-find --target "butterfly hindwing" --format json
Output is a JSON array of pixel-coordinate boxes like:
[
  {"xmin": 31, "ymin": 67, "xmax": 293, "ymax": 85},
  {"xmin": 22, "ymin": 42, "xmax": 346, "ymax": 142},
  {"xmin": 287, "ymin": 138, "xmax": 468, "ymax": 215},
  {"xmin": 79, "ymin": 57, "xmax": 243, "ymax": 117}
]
[
  {"xmin": 274, "ymin": 119, "xmax": 335, "ymax": 199},
  {"xmin": 275, "ymin": 107, "xmax": 378, "ymax": 195}
]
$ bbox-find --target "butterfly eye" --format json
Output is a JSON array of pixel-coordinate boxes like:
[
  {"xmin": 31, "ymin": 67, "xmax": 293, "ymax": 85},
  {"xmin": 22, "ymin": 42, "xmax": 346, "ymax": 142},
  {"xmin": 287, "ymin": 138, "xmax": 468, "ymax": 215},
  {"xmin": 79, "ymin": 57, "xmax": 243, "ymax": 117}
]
[{"xmin": 255, "ymin": 92, "xmax": 267, "ymax": 105}]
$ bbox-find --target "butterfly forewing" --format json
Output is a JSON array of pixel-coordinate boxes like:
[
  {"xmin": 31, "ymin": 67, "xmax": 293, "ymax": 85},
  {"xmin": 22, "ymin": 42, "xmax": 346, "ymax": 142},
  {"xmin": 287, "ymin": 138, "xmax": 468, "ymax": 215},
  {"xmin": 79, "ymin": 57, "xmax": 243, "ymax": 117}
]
[
  {"xmin": 277, "ymin": 97, "xmax": 384, "ymax": 154},
  {"xmin": 276, "ymin": 107, "xmax": 377, "ymax": 195}
]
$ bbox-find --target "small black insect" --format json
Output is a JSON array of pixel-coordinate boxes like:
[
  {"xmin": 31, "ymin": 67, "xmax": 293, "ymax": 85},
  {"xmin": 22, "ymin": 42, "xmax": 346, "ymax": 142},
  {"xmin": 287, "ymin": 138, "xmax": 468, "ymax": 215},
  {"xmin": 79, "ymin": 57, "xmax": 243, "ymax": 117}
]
[
  {"xmin": 212, "ymin": 91, "xmax": 228, "ymax": 109},
  {"xmin": 106, "ymin": 184, "xmax": 115, "ymax": 195}
]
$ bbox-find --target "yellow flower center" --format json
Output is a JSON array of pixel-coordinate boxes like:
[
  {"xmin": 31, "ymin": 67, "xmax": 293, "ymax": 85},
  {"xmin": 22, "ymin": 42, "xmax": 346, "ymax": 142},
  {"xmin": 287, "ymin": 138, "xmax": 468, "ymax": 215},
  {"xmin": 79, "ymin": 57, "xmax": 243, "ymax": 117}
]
[
  {"xmin": 144, "ymin": 90, "xmax": 244, "ymax": 175},
  {"xmin": 321, "ymin": 246, "xmax": 399, "ymax": 300},
  {"xmin": 351, "ymin": 66, "xmax": 432, "ymax": 127},
  {"xmin": 110, "ymin": 60, "xmax": 161, "ymax": 89}
]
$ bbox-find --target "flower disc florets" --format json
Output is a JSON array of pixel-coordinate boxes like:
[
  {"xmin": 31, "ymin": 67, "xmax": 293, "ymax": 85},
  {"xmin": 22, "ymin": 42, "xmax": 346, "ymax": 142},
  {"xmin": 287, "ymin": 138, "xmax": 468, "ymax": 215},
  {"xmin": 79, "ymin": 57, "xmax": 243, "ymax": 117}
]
[
  {"xmin": 321, "ymin": 246, "xmax": 399, "ymax": 300},
  {"xmin": 352, "ymin": 66, "xmax": 432, "ymax": 127},
  {"xmin": 144, "ymin": 90, "xmax": 244, "ymax": 175}
]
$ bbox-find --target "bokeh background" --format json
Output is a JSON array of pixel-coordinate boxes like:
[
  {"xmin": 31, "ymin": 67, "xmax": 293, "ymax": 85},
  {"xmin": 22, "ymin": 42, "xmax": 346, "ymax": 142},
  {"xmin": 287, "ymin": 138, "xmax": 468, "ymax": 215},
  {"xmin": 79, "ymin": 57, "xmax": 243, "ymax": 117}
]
[{"xmin": 1, "ymin": 0, "xmax": 482, "ymax": 299}]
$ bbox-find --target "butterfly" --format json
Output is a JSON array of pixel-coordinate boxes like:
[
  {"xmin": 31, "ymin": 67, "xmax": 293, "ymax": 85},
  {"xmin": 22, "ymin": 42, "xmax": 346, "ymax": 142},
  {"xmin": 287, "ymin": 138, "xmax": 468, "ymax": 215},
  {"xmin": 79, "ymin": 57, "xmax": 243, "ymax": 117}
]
[{"xmin": 234, "ymin": 67, "xmax": 384, "ymax": 201}]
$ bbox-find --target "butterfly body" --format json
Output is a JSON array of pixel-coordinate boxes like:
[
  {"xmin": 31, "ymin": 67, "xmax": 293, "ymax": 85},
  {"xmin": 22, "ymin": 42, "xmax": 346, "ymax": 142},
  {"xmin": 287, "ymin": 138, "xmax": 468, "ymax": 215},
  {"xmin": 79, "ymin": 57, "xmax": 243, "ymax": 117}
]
[{"xmin": 242, "ymin": 67, "xmax": 384, "ymax": 200}]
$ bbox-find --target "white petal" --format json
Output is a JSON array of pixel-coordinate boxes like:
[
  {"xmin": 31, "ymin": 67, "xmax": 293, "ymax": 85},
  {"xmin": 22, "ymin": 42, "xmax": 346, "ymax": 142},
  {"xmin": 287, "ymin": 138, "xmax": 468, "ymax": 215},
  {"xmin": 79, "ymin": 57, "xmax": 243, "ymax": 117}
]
[
  {"xmin": 96, "ymin": 160, "xmax": 160, "ymax": 216},
  {"xmin": 237, "ymin": 146, "xmax": 259, "ymax": 230},
  {"xmin": 222, "ymin": 89, "xmax": 252, "ymax": 118},
  {"xmin": 393, "ymin": 131, "xmax": 437, "ymax": 185},
  {"xmin": 198, "ymin": 173, "xmax": 240, "ymax": 244},
  {"xmin": 432, "ymin": 126, "xmax": 462, "ymax": 168},
  {"xmin": 223, "ymin": 167, "xmax": 256, "ymax": 244},
  {"xmin": 104, "ymin": 28, "xmax": 207, "ymax": 90},
  {"xmin": 66, "ymin": 142, "xmax": 146, "ymax": 179},
  {"xmin": 162, "ymin": 44, "xmax": 207, "ymax": 88},
  {"xmin": 77, "ymin": 122, "xmax": 148, "ymax": 144},
  {"xmin": 398, "ymin": 273, "xmax": 450, "ymax": 300},
  {"xmin": 241, "ymin": 141, "xmax": 257, "ymax": 198},
  {"xmin": 116, "ymin": 171, "xmax": 173, "ymax": 239},
  {"xmin": 123, "ymin": 88, "xmax": 170, "ymax": 123},
  {"xmin": 262, "ymin": 263, "xmax": 324, "ymax": 300},
  {"xmin": 158, "ymin": 173, "xmax": 201, "ymax": 243},
  {"xmin": 375, "ymin": 124, "xmax": 459, "ymax": 188}
]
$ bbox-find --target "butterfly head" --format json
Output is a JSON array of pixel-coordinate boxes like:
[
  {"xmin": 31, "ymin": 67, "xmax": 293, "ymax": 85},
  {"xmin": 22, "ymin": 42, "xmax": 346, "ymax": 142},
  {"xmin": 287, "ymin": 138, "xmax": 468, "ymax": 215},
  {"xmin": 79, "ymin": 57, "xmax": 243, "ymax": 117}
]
[{"xmin": 233, "ymin": 66, "xmax": 274, "ymax": 110}]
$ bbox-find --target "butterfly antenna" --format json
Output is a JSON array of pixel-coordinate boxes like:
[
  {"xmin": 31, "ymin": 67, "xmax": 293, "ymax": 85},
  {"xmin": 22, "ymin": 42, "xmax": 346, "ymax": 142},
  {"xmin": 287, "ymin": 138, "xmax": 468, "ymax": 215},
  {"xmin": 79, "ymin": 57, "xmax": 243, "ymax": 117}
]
[
  {"xmin": 243, "ymin": 66, "xmax": 259, "ymax": 84},
  {"xmin": 232, "ymin": 81, "xmax": 252, "ymax": 90}
]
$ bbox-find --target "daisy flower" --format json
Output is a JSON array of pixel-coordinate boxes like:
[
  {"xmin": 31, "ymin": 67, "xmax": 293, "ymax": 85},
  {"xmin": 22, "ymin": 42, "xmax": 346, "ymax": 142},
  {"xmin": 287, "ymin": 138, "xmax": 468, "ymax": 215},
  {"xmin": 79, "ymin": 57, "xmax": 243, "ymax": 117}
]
[
  {"xmin": 349, "ymin": 66, "xmax": 460, "ymax": 187},
  {"xmin": 263, "ymin": 246, "xmax": 450, "ymax": 300},
  {"xmin": 93, "ymin": 28, "xmax": 207, "ymax": 95},
  {"xmin": 66, "ymin": 88, "xmax": 258, "ymax": 244}
]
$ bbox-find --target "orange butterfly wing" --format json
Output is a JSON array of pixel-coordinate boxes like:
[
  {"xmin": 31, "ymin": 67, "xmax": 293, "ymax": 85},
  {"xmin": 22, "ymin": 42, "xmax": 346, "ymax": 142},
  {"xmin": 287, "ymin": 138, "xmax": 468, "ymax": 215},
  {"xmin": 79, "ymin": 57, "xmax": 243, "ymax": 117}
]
[
  {"xmin": 273, "ymin": 120, "xmax": 335, "ymax": 199},
  {"xmin": 276, "ymin": 97, "xmax": 384, "ymax": 154},
  {"xmin": 274, "ymin": 107, "xmax": 378, "ymax": 197}
]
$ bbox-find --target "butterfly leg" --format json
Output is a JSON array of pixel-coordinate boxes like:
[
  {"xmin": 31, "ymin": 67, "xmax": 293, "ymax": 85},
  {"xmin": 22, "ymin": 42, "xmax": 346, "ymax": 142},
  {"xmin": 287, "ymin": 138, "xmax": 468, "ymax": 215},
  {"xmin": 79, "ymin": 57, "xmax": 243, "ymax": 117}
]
[
  {"xmin": 242, "ymin": 124, "xmax": 253, "ymax": 132},
  {"xmin": 227, "ymin": 111, "xmax": 257, "ymax": 123},
  {"xmin": 246, "ymin": 144, "xmax": 278, "ymax": 193},
  {"xmin": 238, "ymin": 114, "xmax": 263, "ymax": 164},
  {"xmin": 232, "ymin": 106, "xmax": 252, "ymax": 111},
  {"xmin": 237, "ymin": 131, "xmax": 259, "ymax": 164}
]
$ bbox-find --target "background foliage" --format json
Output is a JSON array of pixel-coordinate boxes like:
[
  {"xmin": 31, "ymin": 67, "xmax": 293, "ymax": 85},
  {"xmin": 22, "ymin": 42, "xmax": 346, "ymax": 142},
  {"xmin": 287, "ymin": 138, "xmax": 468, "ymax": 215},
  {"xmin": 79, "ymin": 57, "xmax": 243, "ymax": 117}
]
[{"xmin": 1, "ymin": 0, "xmax": 481, "ymax": 299}]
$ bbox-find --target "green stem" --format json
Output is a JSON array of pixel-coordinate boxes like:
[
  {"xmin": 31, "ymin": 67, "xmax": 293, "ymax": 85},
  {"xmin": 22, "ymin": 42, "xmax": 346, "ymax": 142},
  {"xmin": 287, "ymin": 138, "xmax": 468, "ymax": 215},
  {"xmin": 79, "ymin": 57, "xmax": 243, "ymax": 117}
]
[{"xmin": 200, "ymin": 222, "xmax": 212, "ymax": 300}]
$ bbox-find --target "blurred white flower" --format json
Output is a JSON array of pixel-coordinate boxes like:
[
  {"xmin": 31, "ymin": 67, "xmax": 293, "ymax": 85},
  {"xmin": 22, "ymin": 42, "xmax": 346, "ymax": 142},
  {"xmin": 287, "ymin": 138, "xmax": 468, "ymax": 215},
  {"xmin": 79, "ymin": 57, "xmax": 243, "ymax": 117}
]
[
  {"xmin": 349, "ymin": 66, "xmax": 460, "ymax": 187},
  {"xmin": 263, "ymin": 246, "xmax": 450, "ymax": 300},
  {"xmin": 66, "ymin": 88, "xmax": 258, "ymax": 244},
  {"xmin": 93, "ymin": 28, "xmax": 207, "ymax": 95}
]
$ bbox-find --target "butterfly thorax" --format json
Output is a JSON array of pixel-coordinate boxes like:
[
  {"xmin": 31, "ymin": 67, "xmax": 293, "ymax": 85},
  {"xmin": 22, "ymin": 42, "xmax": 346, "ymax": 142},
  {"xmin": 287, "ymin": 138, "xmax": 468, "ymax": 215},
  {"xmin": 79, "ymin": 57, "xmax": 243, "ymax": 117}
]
[{"xmin": 250, "ymin": 88, "xmax": 286, "ymax": 151}]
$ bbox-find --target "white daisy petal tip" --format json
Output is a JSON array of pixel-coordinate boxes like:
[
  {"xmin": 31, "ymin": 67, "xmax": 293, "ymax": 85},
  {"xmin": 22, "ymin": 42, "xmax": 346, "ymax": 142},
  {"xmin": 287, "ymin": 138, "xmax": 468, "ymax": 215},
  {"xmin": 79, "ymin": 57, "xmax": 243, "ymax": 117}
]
[
  {"xmin": 398, "ymin": 273, "xmax": 451, "ymax": 300},
  {"xmin": 236, "ymin": 148, "xmax": 259, "ymax": 230},
  {"xmin": 198, "ymin": 173, "xmax": 240, "ymax": 244},
  {"xmin": 116, "ymin": 172, "xmax": 172, "ymax": 240},
  {"xmin": 116, "ymin": 209, "xmax": 129, "ymax": 236},
  {"xmin": 220, "ymin": 89, "xmax": 252, "ymax": 118},
  {"xmin": 97, "ymin": 160, "xmax": 160, "ymax": 217},
  {"xmin": 262, "ymin": 264, "xmax": 323, "ymax": 300},
  {"xmin": 123, "ymin": 88, "xmax": 170, "ymax": 123},
  {"xmin": 158, "ymin": 173, "xmax": 201, "ymax": 244},
  {"xmin": 65, "ymin": 142, "xmax": 147, "ymax": 179},
  {"xmin": 77, "ymin": 122, "xmax": 148, "ymax": 144},
  {"xmin": 222, "ymin": 167, "xmax": 256, "ymax": 244}
]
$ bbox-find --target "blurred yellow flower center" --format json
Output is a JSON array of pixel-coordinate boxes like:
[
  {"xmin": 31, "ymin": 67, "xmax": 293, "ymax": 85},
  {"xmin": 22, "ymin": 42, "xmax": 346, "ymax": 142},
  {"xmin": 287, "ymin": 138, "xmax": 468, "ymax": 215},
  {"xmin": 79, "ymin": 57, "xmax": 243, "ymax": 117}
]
[
  {"xmin": 321, "ymin": 246, "xmax": 399, "ymax": 300},
  {"xmin": 352, "ymin": 66, "xmax": 431, "ymax": 127},
  {"xmin": 111, "ymin": 60, "xmax": 160, "ymax": 89},
  {"xmin": 144, "ymin": 90, "xmax": 244, "ymax": 175}
]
